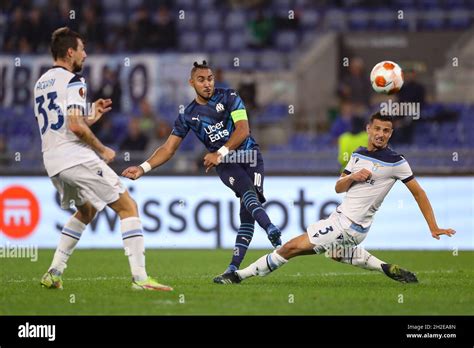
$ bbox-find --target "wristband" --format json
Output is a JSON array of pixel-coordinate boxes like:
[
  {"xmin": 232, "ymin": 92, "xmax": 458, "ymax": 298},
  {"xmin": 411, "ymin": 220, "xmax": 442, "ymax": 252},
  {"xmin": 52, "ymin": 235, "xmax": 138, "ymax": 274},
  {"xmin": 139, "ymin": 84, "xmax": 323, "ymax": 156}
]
[
  {"xmin": 139, "ymin": 161, "xmax": 152, "ymax": 173},
  {"xmin": 217, "ymin": 146, "xmax": 229, "ymax": 158}
]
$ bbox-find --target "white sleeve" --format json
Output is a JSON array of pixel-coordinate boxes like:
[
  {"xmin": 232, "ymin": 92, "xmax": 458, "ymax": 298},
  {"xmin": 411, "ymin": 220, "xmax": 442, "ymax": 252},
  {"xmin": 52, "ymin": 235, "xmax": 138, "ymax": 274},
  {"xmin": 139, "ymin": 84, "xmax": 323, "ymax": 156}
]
[
  {"xmin": 343, "ymin": 155, "xmax": 355, "ymax": 175},
  {"xmin": 66, "ymin": 75, "xmax": 87, "ymax": 115},
  {"xmin": 393, "ymin": 159, "xmax": 415, "ymax": 183}
]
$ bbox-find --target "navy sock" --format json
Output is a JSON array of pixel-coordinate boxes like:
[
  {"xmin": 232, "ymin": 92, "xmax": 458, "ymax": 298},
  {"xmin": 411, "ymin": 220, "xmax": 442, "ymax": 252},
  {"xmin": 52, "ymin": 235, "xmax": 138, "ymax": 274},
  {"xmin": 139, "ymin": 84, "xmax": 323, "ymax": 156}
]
[
  {"xmin": 242, "ymin": 190, "xmax": 271, "ymax": 230},
  {"xmin": 229, "ymin": 203, "xmax": 255, "ymax": 269}
]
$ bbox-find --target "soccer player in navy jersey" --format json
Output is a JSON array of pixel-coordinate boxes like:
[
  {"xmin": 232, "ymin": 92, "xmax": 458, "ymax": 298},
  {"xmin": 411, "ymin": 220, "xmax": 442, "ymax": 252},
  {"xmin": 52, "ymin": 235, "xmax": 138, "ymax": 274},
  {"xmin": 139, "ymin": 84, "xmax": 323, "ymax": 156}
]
[{"xmin": 122, "ymin": 61, "xmax": 282, "ymax": 282}]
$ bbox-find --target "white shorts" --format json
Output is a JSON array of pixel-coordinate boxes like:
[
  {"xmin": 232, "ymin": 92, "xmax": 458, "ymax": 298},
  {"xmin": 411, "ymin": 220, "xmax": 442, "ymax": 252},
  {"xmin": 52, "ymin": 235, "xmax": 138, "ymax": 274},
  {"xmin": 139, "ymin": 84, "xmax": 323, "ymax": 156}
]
[
  {"xmin": 51, "ymin": 159, "xmax": 126, "ymax": 211},
  {"xmin": 306, "ymin": 211, "xmax": 370, "ymax": 254}
]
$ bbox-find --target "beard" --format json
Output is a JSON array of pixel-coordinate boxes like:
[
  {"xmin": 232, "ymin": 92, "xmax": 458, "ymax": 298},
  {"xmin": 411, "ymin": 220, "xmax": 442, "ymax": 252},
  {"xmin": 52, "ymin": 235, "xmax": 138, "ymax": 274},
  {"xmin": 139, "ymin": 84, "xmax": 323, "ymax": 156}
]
[
  {"xmin": 197, "ymin": 89, "xmax": 213, "ymax": 101},
  {"xmin": 72, "ymin": 60, "xmax": 83, "ymax": 73}
]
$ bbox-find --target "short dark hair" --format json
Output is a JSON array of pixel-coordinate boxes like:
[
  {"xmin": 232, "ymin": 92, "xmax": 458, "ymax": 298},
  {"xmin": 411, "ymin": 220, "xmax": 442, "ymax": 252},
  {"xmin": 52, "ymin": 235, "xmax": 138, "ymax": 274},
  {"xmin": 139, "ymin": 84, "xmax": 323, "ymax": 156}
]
[
  {"xmin": 370, "ymin": 111, "xmax": 393, "ymax": 124},
  {"xmin": 191, "ymin": 60, "xmax": 211, "ymax": 77},
  {"xmin": 50, "ymin": 27, "xmax": 83, "ymax": 60}
]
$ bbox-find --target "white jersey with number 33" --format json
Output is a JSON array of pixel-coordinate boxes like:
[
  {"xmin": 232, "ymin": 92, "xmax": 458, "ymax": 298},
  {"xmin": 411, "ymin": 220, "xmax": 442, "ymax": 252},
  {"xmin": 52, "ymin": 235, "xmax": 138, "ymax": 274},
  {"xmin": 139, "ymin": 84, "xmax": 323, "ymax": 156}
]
[{"xmin": 34, "ymin": 66, "xmax": 99, "ymax": 177}]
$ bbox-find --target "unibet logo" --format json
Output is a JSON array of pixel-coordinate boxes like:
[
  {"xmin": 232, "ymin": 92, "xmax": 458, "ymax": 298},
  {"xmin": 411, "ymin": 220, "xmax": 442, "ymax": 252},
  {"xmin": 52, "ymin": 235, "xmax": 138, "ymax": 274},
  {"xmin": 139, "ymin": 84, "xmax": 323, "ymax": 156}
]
[{"xmin": 0, "ymin": 186, "xmax": 40, "ymax": 239}]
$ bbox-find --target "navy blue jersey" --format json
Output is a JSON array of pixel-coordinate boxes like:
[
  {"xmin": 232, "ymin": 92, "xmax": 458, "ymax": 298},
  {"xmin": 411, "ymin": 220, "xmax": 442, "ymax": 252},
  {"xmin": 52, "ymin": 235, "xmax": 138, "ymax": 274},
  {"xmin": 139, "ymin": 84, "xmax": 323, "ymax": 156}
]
[{"xmin": 171, "ymin": 88, "xmax": 258, "ymax": 152}]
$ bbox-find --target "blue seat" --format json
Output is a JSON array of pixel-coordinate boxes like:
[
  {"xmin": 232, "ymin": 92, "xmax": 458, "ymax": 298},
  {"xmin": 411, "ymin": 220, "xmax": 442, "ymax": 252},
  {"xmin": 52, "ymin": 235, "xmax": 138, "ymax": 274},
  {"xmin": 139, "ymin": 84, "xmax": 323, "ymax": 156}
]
[
  {"xmin": 179, "ymin": 31, "xmax": 200, "ymax": 51},
  {"xmin": 104, "ymin": 11, "xmax": 126, "ymax": 26},
  {"xmin": 300, "ymin": 9, "xmax": 320, "ymax": 29},
  {"xmin": 225, "ymin": 11, "xmax": 247, "ymax": 30},
  {"xmin": 419, "ymin": 10, "xmax": 445, "ymax": 30},
  {"xmin": 201, "ymin": 10, "xmax": 222, "ymax": 30},
  {"xmin": 348, "ymin": 9, "xmax": 371, "ymax": 31},
  {"xmin": 203, "ymin": 31, "xmax": 225, "ymax": 52},
  {"xmin": 275, "ymin": 30, "xmax": 299, "ymax": 51},
  {"xmin": 372, "ymin": 8, "xmax": 397, "ymax": 30},
  {"xmin": 176, "ymin": 11, "xmax": 197, "ymax": 31},
  {"xmin": 419, "ymin": 0, "xmax": 440, "ymax": 9},
  {"xmin": 235, "ymin": 51, "xmax": 258, "ymax": 70},
  {"xmin": 443, "ymin": 0, "xmax": 466, "ymax": 8},
  {"xmin": 447, "ymin": 9, "xmax": 471, "ymax": 29},
  {"xmin": 324, "ymin": 9, "xmax": 347, "ymax": 31},
  {"xmin": 209, "ymin": 53, "xmax": 233, "ymax": 69},
  {"xmin": 258, "ymin": 103, "xmax": 289, "ymax": 124},
  {"xmin": 197, "ymin": 0, "xmax": 215, "ymax": 9},
  {"xmin": 393, "ymin": 0, "xmax": 416, "ymax": 8},
  {"xmin": 175, "ymin": 0, "xmax": 196, "ymax": 10},
  {"xmin": 228, "ymin": 31, "xmax": 247, "ymax": 52},
  {"xmin": 258, "ymin": 50, "xmax": 285, "ymax": 70}
]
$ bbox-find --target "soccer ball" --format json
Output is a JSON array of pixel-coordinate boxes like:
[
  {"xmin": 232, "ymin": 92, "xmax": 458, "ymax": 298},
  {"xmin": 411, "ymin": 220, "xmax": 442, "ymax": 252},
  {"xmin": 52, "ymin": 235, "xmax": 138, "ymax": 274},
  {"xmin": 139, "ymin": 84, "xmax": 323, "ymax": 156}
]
[{"xmin": 370, "ymin": 61, "xmax": 404, "ymax": 94}]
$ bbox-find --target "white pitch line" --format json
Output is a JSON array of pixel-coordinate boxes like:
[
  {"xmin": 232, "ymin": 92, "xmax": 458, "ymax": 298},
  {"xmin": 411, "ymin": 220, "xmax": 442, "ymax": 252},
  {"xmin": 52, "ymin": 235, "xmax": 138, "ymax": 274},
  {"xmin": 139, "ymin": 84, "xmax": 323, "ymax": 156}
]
[{"xmin": 5, "ymin": 270, "xmax": 454, "ymax": 283}]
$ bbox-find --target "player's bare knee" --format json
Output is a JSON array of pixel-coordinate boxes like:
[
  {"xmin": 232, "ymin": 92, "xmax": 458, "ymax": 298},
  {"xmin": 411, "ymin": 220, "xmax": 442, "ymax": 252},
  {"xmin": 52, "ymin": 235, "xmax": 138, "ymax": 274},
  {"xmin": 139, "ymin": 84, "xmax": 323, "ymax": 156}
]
[
  {"xmin": 75, "ymin": 204, "xmax": 96, "ymax": 224},
  {"xmin": 110, "ymin": 191, "xmax": 139, "ymax": 218}
]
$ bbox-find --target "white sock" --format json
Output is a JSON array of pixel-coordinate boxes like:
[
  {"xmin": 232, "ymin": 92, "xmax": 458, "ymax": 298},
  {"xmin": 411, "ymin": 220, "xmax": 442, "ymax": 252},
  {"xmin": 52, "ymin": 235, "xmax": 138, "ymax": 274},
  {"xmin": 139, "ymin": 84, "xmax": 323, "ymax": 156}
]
[
  {"xmin": 121, "ymin": 217, "xmax": 147, "ymax": 282},
  {"xmin": 236, "ymin": 250, "xmax": 288, "ymax": 280},
  {"xmin": 334, "ymin": 246, "xmax": 384, "ymax": 272},
  {"xmin": 50, "ymin": 216, "xmax": 86, "ymax": 273}
]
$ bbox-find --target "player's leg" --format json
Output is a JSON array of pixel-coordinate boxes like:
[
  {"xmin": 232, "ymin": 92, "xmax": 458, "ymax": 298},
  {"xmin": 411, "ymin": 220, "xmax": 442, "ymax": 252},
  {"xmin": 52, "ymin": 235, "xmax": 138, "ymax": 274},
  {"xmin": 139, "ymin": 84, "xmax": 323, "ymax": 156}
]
[
  {"xmin": 108, "ymin": 190, "xmax": 173, "ymax": 291},
  {"xmin": 41, "ymin": 172, "xmax": 96, "ymax": 289},
  {"xmin": 214, "ymin": 233, "xmax": 315, "ymax": 284},
  {"xmin": 216, "ymin": 211, "xmax": 349, "ymax": 284},
  {"xmin": 216, "ymin": 162, "xmax": 281, "ymax": 248},
  {"xmin": 243, "ymin": 151, "xmax": 282, "ymax": 248},
  {"xmin": 329, "ymin": 245, "xmax": 418, "ymax": 283},
  {"xmin": 327, "ymin": 215, "xmax": 418, "ymax": 283},
  {"xmin": 218, "ymin": 201, "xmax": 256, "ymax": 276}
]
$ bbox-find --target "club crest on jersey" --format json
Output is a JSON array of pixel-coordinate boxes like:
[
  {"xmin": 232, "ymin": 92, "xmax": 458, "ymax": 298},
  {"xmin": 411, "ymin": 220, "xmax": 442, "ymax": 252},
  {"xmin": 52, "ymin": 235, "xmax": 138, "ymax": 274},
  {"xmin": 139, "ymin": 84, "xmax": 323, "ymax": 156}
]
[
  {"xmin": 371, "ymin": 162, "xmax": 383, "ymax": 172},
  {"xmin": 229, "ymin": 177, "xmax": 235, "ymax": 186},
  {"xmin": 216, "ymin": 103, "xmax": 225, "ymax": 112},
  {"xmin": 79, "ymin": 87, "xmax": 86, "ymax": 99}
]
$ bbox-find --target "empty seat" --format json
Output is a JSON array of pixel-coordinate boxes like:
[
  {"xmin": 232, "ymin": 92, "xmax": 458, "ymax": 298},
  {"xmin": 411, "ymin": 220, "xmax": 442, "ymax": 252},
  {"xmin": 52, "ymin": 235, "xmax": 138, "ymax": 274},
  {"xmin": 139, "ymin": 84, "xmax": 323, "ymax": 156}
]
[
  {"xmin": 348, "ymin": 9, "xmax": 371, "ymax": 31},
  {"xmin": 372, "ymin": 8, "xmax": 397, "ymax": 30},
  {"xmin": 275, "ymin": 30, "xmax": 299, "ymax": 50},
  {"xmin": 179, "ymin": 31, "xmax": 201, "ymax": 52},
  {"xmin": 300, "ymin": 9, "xmax": 320, "ymax": 29},
  {"xmin": 419, "ymin": 9, "xmax": 445, "ymax": 30},
  {"xmin": 203, "ymin": 31, "xmax": 225, "ymax": 52},
  {"xmin": 228, "ymin": 31, "xmax": 248, "ymax": 51},
  {"xmin": 201, "ymin": 10, "xmax": 222, "ymax": 30},
  {"xmin": 225, "ymin": 11, "xmax": 247, "ymax": 30}
]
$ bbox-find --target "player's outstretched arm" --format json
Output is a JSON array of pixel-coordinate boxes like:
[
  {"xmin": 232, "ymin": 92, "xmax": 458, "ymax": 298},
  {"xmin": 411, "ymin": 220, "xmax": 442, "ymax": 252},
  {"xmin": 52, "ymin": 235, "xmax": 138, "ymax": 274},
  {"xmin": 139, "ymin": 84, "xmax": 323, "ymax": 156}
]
[
  {"xmin": 335, "ymin": 169, "xmax": 372, "ymax": 193},
  {"xmin": 405, "ymin": 178, "xmax": 456, "ymax": 240},
  {"xmin": 68, "ymin": 109, "xmax": 115, "ymax": 163},
  {"xmin": 122, "ymin": 134, "xmax": 182, "ymax": 180},
  {"xmin": 203, "ymin": 120, "xmax": 250, "ymax": 172}
]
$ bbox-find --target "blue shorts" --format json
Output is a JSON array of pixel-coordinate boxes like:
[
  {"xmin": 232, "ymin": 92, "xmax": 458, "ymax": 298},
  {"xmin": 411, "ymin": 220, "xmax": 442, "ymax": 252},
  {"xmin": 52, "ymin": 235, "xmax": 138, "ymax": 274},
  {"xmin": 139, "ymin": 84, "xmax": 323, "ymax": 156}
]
[{"xmin": 215, "ymin": 149, "xmax": 266, "ymax": 204}]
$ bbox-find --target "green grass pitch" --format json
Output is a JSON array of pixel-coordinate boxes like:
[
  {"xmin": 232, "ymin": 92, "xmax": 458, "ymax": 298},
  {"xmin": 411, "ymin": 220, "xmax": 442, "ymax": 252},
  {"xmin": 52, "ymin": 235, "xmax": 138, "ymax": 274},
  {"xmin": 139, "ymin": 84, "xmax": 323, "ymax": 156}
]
[{"xmin": 1, "ymin": 249, "xmax": 473, "ymax": 315}]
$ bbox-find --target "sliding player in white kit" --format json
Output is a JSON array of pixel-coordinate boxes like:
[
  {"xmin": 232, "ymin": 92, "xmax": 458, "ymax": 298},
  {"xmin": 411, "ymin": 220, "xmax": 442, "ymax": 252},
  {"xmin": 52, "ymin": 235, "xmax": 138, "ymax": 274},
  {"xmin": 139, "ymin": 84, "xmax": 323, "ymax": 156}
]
[
  {"xmin": 36, "ymin": 27, "xmax": 172, "ymax": 291},
  {"xmin": 215, "ymin": 113, "xmax": 456, "ymax": 285}
]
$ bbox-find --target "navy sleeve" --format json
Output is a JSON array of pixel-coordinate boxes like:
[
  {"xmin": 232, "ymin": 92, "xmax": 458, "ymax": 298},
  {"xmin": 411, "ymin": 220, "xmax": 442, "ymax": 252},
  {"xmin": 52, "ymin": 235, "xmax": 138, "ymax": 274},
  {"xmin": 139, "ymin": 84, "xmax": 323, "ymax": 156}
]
[
  {"xmin": 226, "ymin": 89, "xmax": 248, "ymax": 123},
  {"xmin": 171, "ymin": 114, "xmax": 190, "ymax": 138}
]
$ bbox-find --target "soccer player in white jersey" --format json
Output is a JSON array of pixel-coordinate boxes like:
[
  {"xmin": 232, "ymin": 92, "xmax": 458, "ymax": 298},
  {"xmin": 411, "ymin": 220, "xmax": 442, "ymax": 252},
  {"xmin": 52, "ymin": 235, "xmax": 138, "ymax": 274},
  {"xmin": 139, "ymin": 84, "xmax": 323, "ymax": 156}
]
[
  {"xmin": 215, "ymin": 112, "xmax": 456, "ymax": 284},
  {"xmin": 35, "ymin": 27, "xmax": 172, "ymax": 291}
]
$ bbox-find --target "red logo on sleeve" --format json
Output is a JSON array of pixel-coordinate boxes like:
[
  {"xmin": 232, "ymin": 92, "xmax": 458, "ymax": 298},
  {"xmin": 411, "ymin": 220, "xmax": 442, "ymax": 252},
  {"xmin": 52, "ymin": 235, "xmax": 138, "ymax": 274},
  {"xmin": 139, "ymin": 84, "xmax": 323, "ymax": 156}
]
[{"xmin": 0, "ymin": 186, "xmax": 40, "ymax": 239}]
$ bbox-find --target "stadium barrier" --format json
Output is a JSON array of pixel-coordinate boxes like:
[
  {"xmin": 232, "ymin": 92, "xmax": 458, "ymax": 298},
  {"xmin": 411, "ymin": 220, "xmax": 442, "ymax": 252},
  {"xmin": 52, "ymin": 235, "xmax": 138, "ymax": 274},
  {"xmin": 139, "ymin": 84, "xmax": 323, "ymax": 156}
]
[{"xmin": 0, "ymin": 176, "xmax": 472, "ymax": 250}]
